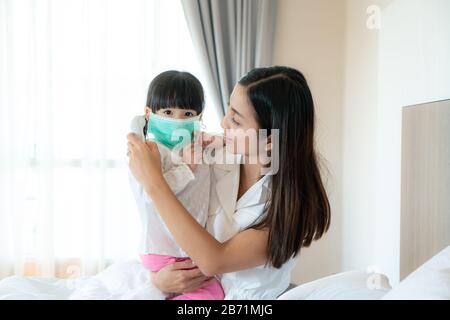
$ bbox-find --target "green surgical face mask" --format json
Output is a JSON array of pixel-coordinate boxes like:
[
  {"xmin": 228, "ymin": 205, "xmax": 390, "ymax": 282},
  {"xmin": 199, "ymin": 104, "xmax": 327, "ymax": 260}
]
[{"xmin": 147, "ymin": 112, "xmax": 200, "ymax": 149}]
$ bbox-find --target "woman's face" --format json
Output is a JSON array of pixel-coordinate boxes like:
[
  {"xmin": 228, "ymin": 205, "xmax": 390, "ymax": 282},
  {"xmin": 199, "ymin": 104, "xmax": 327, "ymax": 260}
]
[{"xmin": 221, "ymin": 84, "xmax": 261, "ymax": 157}]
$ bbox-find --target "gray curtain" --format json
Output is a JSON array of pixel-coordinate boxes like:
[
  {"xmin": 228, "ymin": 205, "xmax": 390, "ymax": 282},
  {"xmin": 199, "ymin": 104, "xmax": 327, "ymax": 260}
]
[{"xmin": 181, "ymin": 0, "xmax": 278, "ymax": 116}]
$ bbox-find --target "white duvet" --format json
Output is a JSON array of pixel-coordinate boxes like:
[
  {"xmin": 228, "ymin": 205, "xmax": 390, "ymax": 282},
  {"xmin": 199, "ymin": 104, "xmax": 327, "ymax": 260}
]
[
  {"xmin": 0, "ymin": 259, "xmax": 166, "ymax": 300},
  {"xmin": 382, "ymin": 246, "xmax": 450, "ymax": 300}
]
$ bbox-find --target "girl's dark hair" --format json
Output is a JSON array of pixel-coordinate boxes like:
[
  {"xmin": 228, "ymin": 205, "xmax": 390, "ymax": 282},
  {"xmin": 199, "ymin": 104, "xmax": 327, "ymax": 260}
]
[
  {"xmin": 239, "ymin": 66, "xmax": 331, "ymax": 269},
  {"xmin": 146, "ymin": 70, "xmax": 204, "ymax": 114}
]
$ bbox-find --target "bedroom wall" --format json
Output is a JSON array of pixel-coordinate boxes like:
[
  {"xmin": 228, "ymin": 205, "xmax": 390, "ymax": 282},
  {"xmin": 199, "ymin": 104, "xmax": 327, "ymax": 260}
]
[
  {"xmin": 374, "ymin": 0, "xmax": 450, "ymax": 285},
  {"xmin": 343, "ymin": 0, "xmax": 450, "ymax": 285},
  {"xmin": 274, "ymin": 0, "xmax": 450, "ymax": 286},
  {"xmin": 341, "ymin": 0, "xmax": 393, "ymax": 278},
  {"xmin": 273, "ymin": 0, "xmax": 346, "ymax": 285}
]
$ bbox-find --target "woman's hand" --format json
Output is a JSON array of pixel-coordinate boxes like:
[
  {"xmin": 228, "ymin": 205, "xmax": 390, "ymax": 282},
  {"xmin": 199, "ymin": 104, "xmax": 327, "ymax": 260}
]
[
  {"xmin": 177, "ymin": 132, "xmax": 219, "ymax": 172},
  {"xmin": 200, "ymin": 132, "xmax": 225, "ymax": 149},
  {"xmin": 150, "ymin": 260, "xmax": 213, "ymax": 294},
  {"xmin": 127, "ymin": 133, "xmax": 163, "ymax": 188},
  {"xmin": 179, "ymin": 132, "xmax": 205, "ymax": 172}
]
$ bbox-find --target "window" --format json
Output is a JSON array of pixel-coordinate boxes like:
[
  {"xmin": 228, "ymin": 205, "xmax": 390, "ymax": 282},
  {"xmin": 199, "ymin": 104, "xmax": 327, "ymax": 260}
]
[{"xmin": 0, "ymin": 0, "xmax": 220, "ymax": 278}]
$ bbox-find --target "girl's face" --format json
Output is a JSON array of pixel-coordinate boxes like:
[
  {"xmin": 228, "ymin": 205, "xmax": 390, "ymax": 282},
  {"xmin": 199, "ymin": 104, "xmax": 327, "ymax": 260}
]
[
  {"xmin": 145, "ymin": 106, "xmax": 198, "ymax": 120},
  {"xmin": 221, "ymin": 84, "xmax": 262, "ymax": 157}
]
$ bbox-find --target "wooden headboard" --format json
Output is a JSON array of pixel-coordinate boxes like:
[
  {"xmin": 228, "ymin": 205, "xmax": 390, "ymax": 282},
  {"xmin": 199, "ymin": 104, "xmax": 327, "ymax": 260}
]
[{"xmin": 400, "ymin": 99, "xmax": 450, "ymax": 280}]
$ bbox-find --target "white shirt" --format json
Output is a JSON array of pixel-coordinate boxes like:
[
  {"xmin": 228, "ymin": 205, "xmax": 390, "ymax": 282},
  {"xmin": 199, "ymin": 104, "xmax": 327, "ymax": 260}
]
[
  {"xmin": 207, "ymin": 161, "xmax": 298, "ymax": 300},
  {"xmin": 128, "ymin": 151, "xmax": 210, "ymax": 257},
  {"xmin": 128, "ymin": 116, "xmax": 211, "ymax": 257}
]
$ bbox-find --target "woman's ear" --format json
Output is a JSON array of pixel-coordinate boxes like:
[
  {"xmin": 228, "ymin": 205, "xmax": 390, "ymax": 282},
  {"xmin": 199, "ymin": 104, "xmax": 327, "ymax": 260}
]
[{"xmin": 145, "ymin": 106, "xmax": 151, "ymax": 120}]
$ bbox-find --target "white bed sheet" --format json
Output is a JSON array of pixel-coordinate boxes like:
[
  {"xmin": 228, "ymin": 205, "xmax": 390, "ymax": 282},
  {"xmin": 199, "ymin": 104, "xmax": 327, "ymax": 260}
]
[
  {"xmin": 382, "ymin": 246, "xmax": 450, "ymax": 300},
  {"xmin": 3, "ymin": 246, "xmax": 448, "ymax": 300},
  {"xmin": 0, "ymin": 259, "xmax": 165, "ymax": 300}
]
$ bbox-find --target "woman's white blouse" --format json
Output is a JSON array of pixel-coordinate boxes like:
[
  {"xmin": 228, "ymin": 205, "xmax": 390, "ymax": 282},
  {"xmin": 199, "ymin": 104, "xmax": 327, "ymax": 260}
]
[{"xmin": 207, "ymin": 162, "xmax": 298, "ymax": 300}]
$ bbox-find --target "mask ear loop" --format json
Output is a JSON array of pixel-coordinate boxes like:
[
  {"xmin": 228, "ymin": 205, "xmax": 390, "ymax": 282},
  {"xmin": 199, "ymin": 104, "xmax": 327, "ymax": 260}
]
[{"xmin": 143, "ymin": 117, "xmax": 149, "ymax": 140}]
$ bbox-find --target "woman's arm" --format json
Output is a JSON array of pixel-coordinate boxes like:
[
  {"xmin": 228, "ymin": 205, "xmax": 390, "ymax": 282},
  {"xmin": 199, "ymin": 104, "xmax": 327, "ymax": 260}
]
[
  {"xmin": 151, "ymin": 260, "xmax": 213, "ymax": 294},
  {"xmin": 148, "ymin": 178, "xmax": 268, "ymax": 276},
  {"xmin": 127, "ymin": 133, "xmax": 268, "ymax": 277}
]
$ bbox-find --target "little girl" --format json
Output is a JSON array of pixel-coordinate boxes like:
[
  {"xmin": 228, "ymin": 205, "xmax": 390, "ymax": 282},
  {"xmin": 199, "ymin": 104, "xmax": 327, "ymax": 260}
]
[{"xmin": 128, "ymin": 70, "xmax": 224, "ymax": 300}]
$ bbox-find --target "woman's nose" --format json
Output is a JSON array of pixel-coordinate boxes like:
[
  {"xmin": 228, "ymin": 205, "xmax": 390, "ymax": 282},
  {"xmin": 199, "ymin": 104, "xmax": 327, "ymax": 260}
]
[
  {"xmin": 221, "ymin": 111, "xmax": 231, "ymax": 129},
  {"xmin": 220, "ymin": 115, "xmax": 228, "ymax": 130}
]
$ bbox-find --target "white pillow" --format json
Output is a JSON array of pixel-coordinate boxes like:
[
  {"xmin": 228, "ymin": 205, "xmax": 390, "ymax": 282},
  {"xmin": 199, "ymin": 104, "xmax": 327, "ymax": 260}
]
[
  {"xmin": 277, "ymin": 270, "xmax": 391, "ymax": 300},
  {"xmin": 382, "ymin": 246, "xmax": 450, "ymax": 300}
]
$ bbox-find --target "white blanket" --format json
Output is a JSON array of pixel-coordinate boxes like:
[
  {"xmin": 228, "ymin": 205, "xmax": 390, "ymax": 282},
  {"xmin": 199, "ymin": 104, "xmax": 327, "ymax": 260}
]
[
  {"xmin": 382, "ymin": 246, "xmax": 450, "ymax": 300},
  {"xmin": 0, "ymin": 260, "xmax": 165, "ymax": 300}
]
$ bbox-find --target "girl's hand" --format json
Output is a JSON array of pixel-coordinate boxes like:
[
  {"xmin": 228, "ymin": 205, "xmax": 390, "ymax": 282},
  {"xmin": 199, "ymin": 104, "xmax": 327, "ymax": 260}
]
[
  {"xmin": 127, "ymin": 133, "xmax": 163, "ymax": 188},
  {"xmin": 150, "ymin": 260, "xmax": 213, "ymax": 294}
]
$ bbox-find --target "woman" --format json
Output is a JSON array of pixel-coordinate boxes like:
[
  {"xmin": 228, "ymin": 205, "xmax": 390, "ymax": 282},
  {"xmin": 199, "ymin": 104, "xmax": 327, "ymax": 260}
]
[{"xmin": 127, "ymin": 66, "xmax": 331, "ymax": 299}]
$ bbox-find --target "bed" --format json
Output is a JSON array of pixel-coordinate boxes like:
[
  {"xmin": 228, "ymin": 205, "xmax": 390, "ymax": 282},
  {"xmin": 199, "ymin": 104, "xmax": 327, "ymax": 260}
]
[
  {"xmin": 1, "ymin": 100, "xmax": 449, "ymax": 300},
  {"xmin": 278, "ymin": 246, "xmax": 450, "ymax": 300},
  {"xmin": 1, "ymin": 246, "xmax": 448, "ymax": 300}
]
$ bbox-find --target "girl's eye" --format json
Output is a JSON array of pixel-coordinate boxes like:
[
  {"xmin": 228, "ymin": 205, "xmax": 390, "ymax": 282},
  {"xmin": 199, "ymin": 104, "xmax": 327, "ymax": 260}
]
[
  {"xmin": 231, "ymin": 117, "xmax": 240, "ymax": 126},
  {"xmin": 163, "ymin": 110, "xmax": 172, "ymax": 115},
  {"xmin": 185, "ymin": 112, "xmax": 194, "ymax": 117}
]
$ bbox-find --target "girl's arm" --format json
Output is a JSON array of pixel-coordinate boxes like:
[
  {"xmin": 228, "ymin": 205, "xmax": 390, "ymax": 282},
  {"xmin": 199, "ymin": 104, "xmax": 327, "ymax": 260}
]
[{"xmin": 127, "ymin": 133, "xmax": 268, "ymax": 277}]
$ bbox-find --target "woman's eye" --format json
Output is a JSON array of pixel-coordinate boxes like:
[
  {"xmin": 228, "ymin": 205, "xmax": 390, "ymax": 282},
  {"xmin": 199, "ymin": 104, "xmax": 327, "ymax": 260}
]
[
  {"xmin": 231, "ymin": 118, "xmax": 240, "ymax": 126},
  {"xmin": 185, "ymin": 112, "xmax": 194, "ymax": 117},
  {"xmin": 163, "ymin": 110, "xmax": 172, "ymax": 115}
]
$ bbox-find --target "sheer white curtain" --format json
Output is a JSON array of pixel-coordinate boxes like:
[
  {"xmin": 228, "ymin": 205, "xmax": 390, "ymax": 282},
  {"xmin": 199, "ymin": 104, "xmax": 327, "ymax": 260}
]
[{"xmin": 0, "ymin": 0, "xmax": 220, "ymax": 280}]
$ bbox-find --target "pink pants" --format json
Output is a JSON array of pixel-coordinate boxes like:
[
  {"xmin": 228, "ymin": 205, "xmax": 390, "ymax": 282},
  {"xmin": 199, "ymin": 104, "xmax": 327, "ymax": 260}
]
[{"xmin": 140, "ymin": 254, "xmax": 224, "ymax": 300}]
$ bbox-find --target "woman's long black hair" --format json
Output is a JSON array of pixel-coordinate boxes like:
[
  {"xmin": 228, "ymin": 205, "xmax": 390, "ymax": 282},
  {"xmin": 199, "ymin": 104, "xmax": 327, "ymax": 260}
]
[{"xmin": 240, "ymin": 66, "xmax": 331, "ymax": 268}]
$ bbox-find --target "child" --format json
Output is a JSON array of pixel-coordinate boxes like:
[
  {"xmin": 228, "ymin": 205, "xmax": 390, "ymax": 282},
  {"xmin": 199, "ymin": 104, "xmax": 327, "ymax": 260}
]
[{"xmin": 128, "ymin": 70, "xmax": 224, "ymax": 300}]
